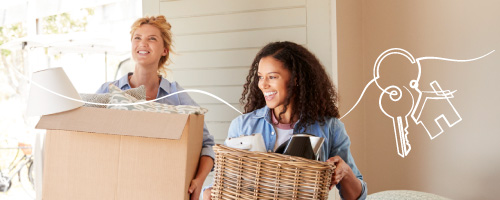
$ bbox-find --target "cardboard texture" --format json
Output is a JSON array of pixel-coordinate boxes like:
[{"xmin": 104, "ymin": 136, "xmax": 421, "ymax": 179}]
[{"xmin": 36, "ymin": 107, "xmax": 204, "ymax": 200}]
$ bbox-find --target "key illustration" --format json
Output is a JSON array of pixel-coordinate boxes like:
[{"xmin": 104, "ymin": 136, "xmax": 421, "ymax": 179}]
[
  {"xmin": 379, "ymin": 86, "xmax": 414, "ymax": 157},
  {"xmin": 341, "ymin": 48, "xmax": 494, "ymax": 158}
]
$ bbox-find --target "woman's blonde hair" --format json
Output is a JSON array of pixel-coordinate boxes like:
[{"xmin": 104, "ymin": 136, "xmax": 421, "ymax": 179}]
[{"xmin": 130, "ymin": 15, "xmax": 173, "ymax": 77}]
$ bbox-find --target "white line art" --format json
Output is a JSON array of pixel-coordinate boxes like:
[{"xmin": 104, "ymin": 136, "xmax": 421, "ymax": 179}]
[
  {"xmin": 13, "ymin": 67, "xmax": 243, "ymax": 115},
  {"xmin": 379, "ymin": 86, "xmax": 415, "ymax": 157},
  {"xmin": 412, "ymin": 81, "xmax": 461, "ymax": 140},
  {"xmin": 341, "ymin": 48, "xmax": 494, "ymax": 158}
]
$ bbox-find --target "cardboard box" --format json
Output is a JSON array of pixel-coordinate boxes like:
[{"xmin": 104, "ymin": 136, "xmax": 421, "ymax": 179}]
[{"xmin": 36, "ymin": 107, "xmax": 204, "ymax": 200}]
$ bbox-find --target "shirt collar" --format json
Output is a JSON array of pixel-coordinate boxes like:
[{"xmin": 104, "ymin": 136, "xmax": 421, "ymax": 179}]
[
  {"xmin": 253, "ymin": 106, "xmax": 269, "ymax": 118},
  {"xmin": 117, "ymin": 72, "xmax": 171, "ymax": 93},
  {"xmin": 117, "ymin": 72, "xmax": 132, "ymax": 90},
  {"xmin": 158, "ymin": 76, "xmax": 172, "ymax": 94},
  {"xmin": 253, "ymin": 106, "xmax": 273, "ymax": 124}
]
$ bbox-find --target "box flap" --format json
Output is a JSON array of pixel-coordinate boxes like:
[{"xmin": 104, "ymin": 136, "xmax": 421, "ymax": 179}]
[{"xmin": 36, "ymin": 107, "xmax": 188, "ymax": 139}]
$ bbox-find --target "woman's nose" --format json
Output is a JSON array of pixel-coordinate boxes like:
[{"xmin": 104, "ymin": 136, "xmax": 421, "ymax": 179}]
[{"xmin": 259, "ymin": 78, "xmax": 269, "ymax": 89}]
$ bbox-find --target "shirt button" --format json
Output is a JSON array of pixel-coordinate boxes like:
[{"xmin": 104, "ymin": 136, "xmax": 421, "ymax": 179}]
[{"xmin": 271, "ymin": 132, "xmax": 275, "ymax": 135}]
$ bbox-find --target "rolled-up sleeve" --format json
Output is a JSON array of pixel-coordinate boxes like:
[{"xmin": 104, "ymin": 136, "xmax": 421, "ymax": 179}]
[
  {"xmin": 200, "ymin": 123, "xmax": 215, "ymax": 161},
  {"xmin": 357, "ymin": 180, "xmax": 368, "ymax": 200}
]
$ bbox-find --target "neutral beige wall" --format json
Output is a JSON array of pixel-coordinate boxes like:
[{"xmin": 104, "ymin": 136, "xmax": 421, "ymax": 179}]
[
  {"xmin": 338, "ymin": 0, "xmax": 500, "ymax": 199},
  {"xmin": 336, "ymin": 0, "xmax": 366, "ymax": 176}
]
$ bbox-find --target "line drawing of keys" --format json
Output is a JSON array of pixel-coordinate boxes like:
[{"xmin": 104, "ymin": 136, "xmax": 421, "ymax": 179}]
[{"xmin": 379, "ymin": 85, "xmax": 415, "ymax": 158}]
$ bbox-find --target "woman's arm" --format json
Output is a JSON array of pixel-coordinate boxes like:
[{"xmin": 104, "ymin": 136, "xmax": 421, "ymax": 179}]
[
  {"xmin": 328, "ymin": 119, "xmax": 367, "ymax": 200},
  {"xmin": 188, "ymin": 156, "xmax": 214, "ymax": 200},
  {"xmin": 327, "ymin": 156, "xmax": 362, "ymax": 200}
]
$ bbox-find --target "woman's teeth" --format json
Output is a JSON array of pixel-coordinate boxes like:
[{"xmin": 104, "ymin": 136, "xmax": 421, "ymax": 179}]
[
  {"xmin": 138, "ymin": 50, "xmax": 149, "ymax": 54},
  {"xmin": 264, "ymin": 91, "xmax": 277, "ymax": 101},
  {"xmin": 264, "ymin": 91, "xmax": 277, "ymax": 97}
]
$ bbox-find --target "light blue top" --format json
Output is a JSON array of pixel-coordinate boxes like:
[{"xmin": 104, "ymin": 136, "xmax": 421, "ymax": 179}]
[
  {"xmin": 228, "ymin": 106, "xmax": 367, "ymax": 200},
  {"xmin": 96, "ymin": 73, "xmax": 215, "ymax": 161}
]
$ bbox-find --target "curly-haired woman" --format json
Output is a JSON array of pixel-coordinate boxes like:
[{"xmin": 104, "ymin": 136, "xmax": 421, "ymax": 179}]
[{"xmin": 204, "ymin": 41, "xmax": 367, "ymax": 200}]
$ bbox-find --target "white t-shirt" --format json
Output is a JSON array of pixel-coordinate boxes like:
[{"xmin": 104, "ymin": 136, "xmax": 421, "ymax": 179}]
[{"xmin": 273, "ymin": 126, "xmax": 293, "ymax": 151}]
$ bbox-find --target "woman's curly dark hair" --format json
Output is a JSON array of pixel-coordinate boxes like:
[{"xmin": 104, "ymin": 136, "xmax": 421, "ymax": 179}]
[{"xmin": 240, "ymin": 41, "xmax": 340, "ymax": 132}]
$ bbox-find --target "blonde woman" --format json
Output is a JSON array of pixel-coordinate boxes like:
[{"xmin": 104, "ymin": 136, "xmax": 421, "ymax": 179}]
[{"xmin": 97, "ymin": 16, "xmax": 214, "ymax": 200}]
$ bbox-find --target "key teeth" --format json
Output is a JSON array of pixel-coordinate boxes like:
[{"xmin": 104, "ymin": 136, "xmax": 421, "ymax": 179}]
[
  {"xmin": 397, "ymin": 132, "xmax": 411, "ymax": 158},
  {"xmin": 403, "ymin": 131, "xmax": 411, "ymax": 157},
  {"xmin": 404, "ymin": 142, "xmax": 411, "ymax": 156}
]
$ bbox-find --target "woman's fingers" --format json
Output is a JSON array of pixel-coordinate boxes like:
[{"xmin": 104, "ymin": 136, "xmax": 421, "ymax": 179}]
[
  {"xmin": 334, "ymin": 172, "xmax": 343, "ymax": 183},
  {"xmin": 331, "ymin": 172, "xmax": 342, "ymax": 186},
  {"xmin": 326, "ymin": 156, "xmax": 341, "ymax": 165},
  {"xmin": 189, "ymin": 180, "xmax": 201, "ymax": 200},
  {"xmin": 328, "ymin": 156, "xmax": 347, "ymax": 190},
  {"xmin": 188, "ymin": 180, "xmax": 196, "ymax": 193},
  {"xmin": 190, "ymin": 189, "xmax": 200, "ymax": 200},
  {"xmin": 203, "ymin": 188, "xmax": 212, "ymax": 200}
]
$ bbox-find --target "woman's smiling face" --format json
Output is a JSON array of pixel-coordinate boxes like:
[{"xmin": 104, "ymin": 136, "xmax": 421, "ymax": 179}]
[
  {"xmin": 257, "ymin": 56, "xmax": 292, "ymax": 110},
  {"xmin": 131, "ymin": 24, "xmax": 168, "ymax": 68}
]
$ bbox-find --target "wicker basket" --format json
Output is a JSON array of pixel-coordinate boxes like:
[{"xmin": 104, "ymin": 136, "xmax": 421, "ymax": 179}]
[{"xmin": 211, "ymin": 144, "xmax": 335, "ymax": 200}]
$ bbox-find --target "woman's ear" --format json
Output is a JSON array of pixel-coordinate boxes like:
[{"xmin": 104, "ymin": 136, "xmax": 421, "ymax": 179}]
[{"xmin": 162, "ymin": 48, "xmax": 168, "ymax": 56}]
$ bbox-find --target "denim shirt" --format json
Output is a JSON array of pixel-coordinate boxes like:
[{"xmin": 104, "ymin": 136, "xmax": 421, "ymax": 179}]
[
  {"xmin": 228, "ymin": 106, "xmax": 367, "ymax": 200},
  {"xmin": 96, "ymin": 73, "xmax": 216, "ymax": 161}
]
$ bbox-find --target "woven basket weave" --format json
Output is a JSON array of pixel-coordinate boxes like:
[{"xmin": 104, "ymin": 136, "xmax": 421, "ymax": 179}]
[{"xmin": 211, "ymin": 144, "xmax": 335, "ymax": 200}]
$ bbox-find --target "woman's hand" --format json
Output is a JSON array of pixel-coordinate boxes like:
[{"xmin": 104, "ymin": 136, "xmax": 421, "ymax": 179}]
[
  {"xmin": 188, "ymin": 178, "xmax": 203, "ymax": 200},
  {"xmin": 189, "ymin": 156, "xmax": 214, "ymax": 200},
  {"xmin": 326, "ymin": 156, "xmax": 362, "ymax": 200},
  {"xmin": 326, "ymin": 156, "xmax": 352, "ymax": 190},
  {"xmin": 203, "ymin": 187, "xmax": 212, "ymax": 200}
]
